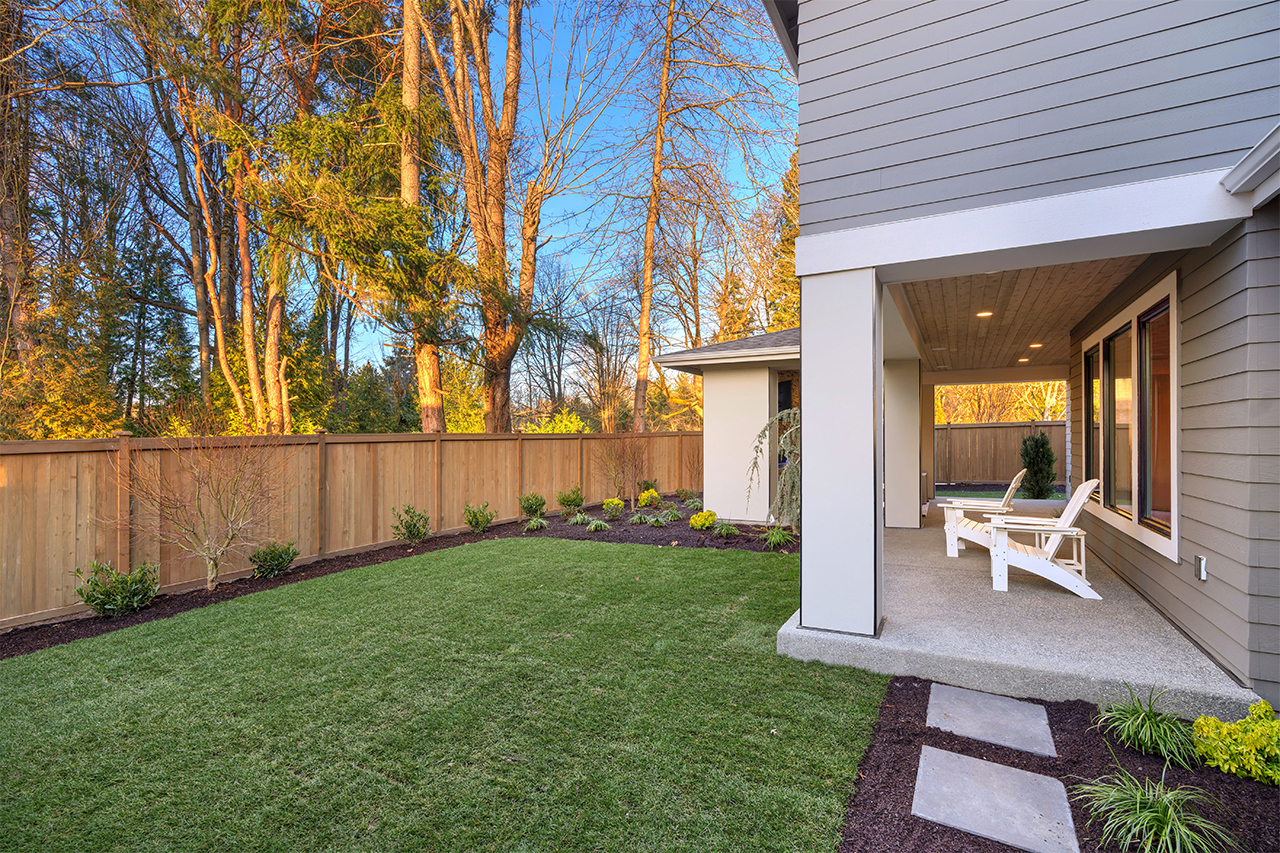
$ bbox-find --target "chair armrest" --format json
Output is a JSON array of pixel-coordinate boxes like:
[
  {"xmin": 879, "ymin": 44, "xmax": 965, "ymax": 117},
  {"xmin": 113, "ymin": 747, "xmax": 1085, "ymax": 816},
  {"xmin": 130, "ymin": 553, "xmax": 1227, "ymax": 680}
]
[
  {"xmin": 944, "ymin": 502, "xmax": 1011, "ymax": 512},
  {"xmin": 994, "ymin": 515, "xmax": 1060, "ymax": 525},
  {"xmin": 990, "ymin": 520, "xmax": 1086, "ymax": 536},
  {"xmin": 939, "ymin": 497, "xmax": 1003, "ymax": 507}
]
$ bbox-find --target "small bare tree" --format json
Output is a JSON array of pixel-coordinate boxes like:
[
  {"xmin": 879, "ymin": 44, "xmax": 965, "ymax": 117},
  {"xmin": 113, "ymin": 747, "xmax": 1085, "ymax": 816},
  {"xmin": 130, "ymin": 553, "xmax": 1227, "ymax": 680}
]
[
  {"xmin": 595, "ymin": 433, "xmax": 648, "ymax": 509},
  {"xmin": 127, "ymin": 426, "xmax": 288, "ymax": 590}
]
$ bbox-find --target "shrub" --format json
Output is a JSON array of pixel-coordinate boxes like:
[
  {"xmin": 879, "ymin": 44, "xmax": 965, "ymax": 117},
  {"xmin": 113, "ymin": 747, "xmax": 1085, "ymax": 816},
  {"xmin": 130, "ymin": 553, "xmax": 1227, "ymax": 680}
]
[
  {"xmin": 1072, "ymin": 766, "xmax": 1235, "ymax": 853},
  {"xmin": 1096, "ymin": 685, "xmax": 1198, "ymax": 770},
  {"xmin": 1020, "ymin": 430, "xmax": 1058, "ymax": 499},
  {"xmin": 602, "ymin": 498, "xmax": 625, "ymax": 520},
  {"xmin": 518, "ymin": 492, "xmax": 546, "ymax": 520},
  {"xmin": 566, "ymin": 511, "xmax": 590, "ymax": 526},
  {"xmin": 760, "ymin": 525, "xmax": 796, "ymax": 551},
  {"xmin": 637, "ymin": 478, "xmax": 658, "ymax": 494},
  {"xmin": 712, "ymin": 520, "xmax": 739, "ymax": 538},
  {"xmin": 685, "ymin": 496, "xmax": 703, "ymax": 511},
  {"xmin": 1194, "ymin": 700, "xmax": 1280, "ymax": 786},
  {"xmin": 638, "ymin": 488, "xmax": 661, "ymax": 508},
  {"xmin": 675, "ymin": 488, "xmax": 696, "ymax": 502},
  {"xmin": 659, "ymin": 508, "xmax": 682, "ymax": 523},
  {"xmin": 464, "ymin": 501, "xmax": 496, "ymax": 533},
  {"xmin": 586, "ymin": 518, "xmax": 611, "ymax": 533},
  {"xmin": 556, "ymin": 484, "xmax": 584, "ymax": 516},
  {"xmin": 392, "ymin": 505, "xmax": 432, "ymax": 543},
  {"xmin": 72, "ymin": 561, "xmax": 160, "ymax": 617},
  {"xmin": 628, "ymin": 512, "xmax": 651, "ymax": 525},
  {"xmin": 647, "ymin": 515, "xmax": 667, "ymax": 528},
  {"xmin": 689, "ymin": 510, "xmax": 717, "ymax": 530},
  {"xmin": 249, "ymin": 541, "xmax": 299, "ymax": 579},
  {"xmin": 524, "ymin": 516, "xmax": 548, "ymax": 532}
]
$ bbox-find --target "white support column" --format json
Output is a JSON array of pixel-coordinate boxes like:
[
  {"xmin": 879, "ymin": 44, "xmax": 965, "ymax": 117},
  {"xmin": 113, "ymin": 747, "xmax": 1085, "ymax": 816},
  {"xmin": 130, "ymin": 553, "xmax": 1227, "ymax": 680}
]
[
  {"xmin": 884, "ymin": 359, "xmax": 922, "ymax": 528},
  {"xmin": 702, "ymin": 366, "xmax": 773, "ymax": 523},
  {"xmin": 801, "ymin": 268, "xmax": 882, "ymax": 636}
]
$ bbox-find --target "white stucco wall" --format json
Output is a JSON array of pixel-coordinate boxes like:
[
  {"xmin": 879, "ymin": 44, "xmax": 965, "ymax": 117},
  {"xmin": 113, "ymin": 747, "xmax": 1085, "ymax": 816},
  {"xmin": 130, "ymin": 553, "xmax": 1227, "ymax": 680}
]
[
  {"xmin": 884, "ymin": 358, "xmax": 922, "ymax": 528},
  {"xmin": 702, "ymin": 366, "xmax": 774, "ymax": 523}
]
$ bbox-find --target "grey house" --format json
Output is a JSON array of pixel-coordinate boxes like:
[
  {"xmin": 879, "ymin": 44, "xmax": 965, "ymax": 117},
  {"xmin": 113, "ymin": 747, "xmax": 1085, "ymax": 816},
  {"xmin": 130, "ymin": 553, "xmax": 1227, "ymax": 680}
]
[{"xmin": 765, "ymin": 0, "xmax": 1279, "ymax": 705}]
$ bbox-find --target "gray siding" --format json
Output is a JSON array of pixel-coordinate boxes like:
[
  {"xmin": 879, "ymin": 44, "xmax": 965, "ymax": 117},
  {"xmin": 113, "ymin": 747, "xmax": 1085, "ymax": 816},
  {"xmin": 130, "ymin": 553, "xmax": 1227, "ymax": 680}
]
[
  {"xmin": 797, "ymin": 0, "xmax": 1280, "ymax": 236},
  {"xmin": 1069, "ymin": 200, "xmax": 1280, "ymax": 704}
]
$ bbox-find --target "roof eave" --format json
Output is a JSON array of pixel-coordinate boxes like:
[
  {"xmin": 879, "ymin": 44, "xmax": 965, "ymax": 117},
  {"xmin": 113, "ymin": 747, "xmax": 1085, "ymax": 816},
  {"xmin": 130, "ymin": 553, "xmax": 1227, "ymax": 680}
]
[
  {"xmin": 655, "ymin": 346, "xmax": 800, "ymax": 376},
  {"xmin": 1221, "ymin": 121, "xmax": 1280, "ymax": 204}
]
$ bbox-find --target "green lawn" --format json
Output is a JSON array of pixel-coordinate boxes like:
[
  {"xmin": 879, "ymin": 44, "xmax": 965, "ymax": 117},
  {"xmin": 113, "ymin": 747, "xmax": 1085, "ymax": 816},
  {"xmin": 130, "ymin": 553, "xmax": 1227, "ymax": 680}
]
[{"xmin": 0, "ymin": 538, "xmax": 886, "ymax": 853}]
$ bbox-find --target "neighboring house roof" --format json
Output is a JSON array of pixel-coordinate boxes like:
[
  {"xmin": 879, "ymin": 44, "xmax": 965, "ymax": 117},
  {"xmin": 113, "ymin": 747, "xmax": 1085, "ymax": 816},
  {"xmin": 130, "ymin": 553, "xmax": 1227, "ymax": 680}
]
[
  {"xmin": 762, "ymin": 0, "xmax": 798, "ymax": 73},
  {"xmin": 655, "ymin": 327, "xmax": 800, "ymax": 375}
]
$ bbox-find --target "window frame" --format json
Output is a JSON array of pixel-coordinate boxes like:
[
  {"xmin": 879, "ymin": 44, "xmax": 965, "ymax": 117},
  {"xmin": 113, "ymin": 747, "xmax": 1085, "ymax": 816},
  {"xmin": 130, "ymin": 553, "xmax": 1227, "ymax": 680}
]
[
  {"xmin": 1138, "ymin": 298, "xmax": 1173, "ymax": 536},
  {"xmin": 1083, "ymin": 344, "xmax": 1101, "ymax": 499},
  {"xmin": 1103, "ymin": 323, "xmax": 1134, "ymax": 519},
  {"xmin": 1080, "ymin": 271, "xmax": 1179, "ymax": 563}
]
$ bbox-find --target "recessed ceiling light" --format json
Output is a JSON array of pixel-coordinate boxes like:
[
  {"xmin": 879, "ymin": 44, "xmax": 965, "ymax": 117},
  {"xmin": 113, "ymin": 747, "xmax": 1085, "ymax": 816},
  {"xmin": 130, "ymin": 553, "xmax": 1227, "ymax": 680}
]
[
  {"xmin": 1029, "ymin": 343, "xmax": 1043, "ymax": 348},
  {"xmin": 976, "ymin": 311, "xmax": 993, "ymax": 317},
  {"xmin": 1018, "ymin": 358, "xmax": 1029, "ymax": 362}
]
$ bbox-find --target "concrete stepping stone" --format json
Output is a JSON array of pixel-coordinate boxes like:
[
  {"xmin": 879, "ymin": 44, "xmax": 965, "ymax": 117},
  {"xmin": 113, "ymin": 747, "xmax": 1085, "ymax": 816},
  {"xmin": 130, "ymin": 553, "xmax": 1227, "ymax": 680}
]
[
  {"xmin": 912, "ymin": 745, "xmax": 1079, "ymax": 853},
  {"xmin": 928, "ymin": 683, "xmax": 1057, "ymax": 757}
]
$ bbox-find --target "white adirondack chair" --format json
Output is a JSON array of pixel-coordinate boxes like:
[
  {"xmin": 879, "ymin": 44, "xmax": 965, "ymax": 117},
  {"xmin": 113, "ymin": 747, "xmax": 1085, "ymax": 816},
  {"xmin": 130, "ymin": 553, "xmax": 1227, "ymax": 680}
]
[
  {"xmin": 988, "ymin": 479, "xmax": 1102, "ymax": 600},
  {"xmin": 942, "ymin": 469, "xmax": 1026, "ymax": 558}
]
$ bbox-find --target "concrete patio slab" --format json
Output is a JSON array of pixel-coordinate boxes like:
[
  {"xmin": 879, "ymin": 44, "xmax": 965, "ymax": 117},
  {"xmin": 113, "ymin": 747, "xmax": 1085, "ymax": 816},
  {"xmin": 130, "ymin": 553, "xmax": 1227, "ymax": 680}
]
[
  {"xmin": 912, "ymin": 745, "xmax": 1079, "ymax": 853},
  {"xmin": 927, "ymin": 684, "xmax": 1057, "ymax": 757},
  {"xmin": 778, "ymin": 501, "xmax": 1260, "ymax": 719}
]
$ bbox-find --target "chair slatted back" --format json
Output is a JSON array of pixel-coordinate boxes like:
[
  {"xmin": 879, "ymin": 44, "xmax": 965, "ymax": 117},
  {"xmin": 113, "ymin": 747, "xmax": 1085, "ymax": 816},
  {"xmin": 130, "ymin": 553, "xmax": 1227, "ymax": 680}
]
[
  {"xmin": 1042, "ymin": 479, "xmax": 1100, "ymax": 557},
  {"xmin": 1000, "ymin": 469, "xmax": 1028, "ymax": 509}
]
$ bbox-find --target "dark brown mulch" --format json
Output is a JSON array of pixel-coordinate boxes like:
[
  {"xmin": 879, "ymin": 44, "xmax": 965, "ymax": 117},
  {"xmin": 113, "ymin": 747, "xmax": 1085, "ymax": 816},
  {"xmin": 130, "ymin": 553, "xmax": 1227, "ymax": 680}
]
[
  {"xmin": 0, "ymin": 503, "xmax": 789, "ymax": 662},
  {"xmin": 839, "ymin": 676, "xmax": 1278, "ymax": 853}
]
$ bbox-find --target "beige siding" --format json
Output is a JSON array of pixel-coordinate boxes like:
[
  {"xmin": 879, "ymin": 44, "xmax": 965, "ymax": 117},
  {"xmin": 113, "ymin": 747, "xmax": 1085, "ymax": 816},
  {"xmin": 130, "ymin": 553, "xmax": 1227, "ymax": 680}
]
[{"xmin": 1069, "ymin": 200, "xmax": 1279, "ymax": 703}]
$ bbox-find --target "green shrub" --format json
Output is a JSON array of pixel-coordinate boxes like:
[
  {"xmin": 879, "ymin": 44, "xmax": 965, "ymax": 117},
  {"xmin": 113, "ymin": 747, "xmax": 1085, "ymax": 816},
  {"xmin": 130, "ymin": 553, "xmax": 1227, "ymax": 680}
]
[
  {"xmin": 1020, "ymin": 431, "xmax": 1058, "ymax": 500},
  {"xmin": 689, "ymin": 510, "xmax": 717, "ymax": 530},
  {"xmin": 566, "ymin": 511, "xmax": 590, "ymax": 526},
  {"xmin": 602, "ymin": 498, "xmax": 625, "ymax": 520},
  {"xmin": 760, "ymin": 526, "xmax": 796, "ymax": 551},
  {"xmin": 637, "ymin": 478, "xmax": 659, "ymax": 494},
  {"xmin": 1072, "ymin": 766, "xmax": 1235, "ymax": 853},
  {"xmin": 249, "ymin": 542, "xmax": 299, "ymax": 579},
  {"xmin": 675, "ymin": 488, "xmax": 696, "ymax": 502},
  {"xmin": 392, "ymin": 505, "xmax": 432, "ymax": 543},
  {"xmin": 72, "ymin": 561, "xmax": 160, "ymax": 617},
  {"xmin": 638, "ymin": 488, "xmax": 661, "ymax": 508},
  {"xmin": 556, "ymin": 484, "xmax": 584, "ymax": 516},
  {"xmin": 586, "ymin": 518, "xmax": 611, "ymax": 533},
  {"xmin": 646, "ymin": 514, "xmax": 667, "ymax": 528},
  {"xmin": 1194, "ymin": 700, "xmax": 1280, "ymax": 785},
  {"xmin": 1096, "ymin": 685, "xmax": 1198, "ymax": 770},
  {"xmin": 657, "ymin": 500, "xmax": 678, "ymax": 513},
  {"xmin": 659, "ymin": 508, "xmax": 682, "ymax": 523},
  {"xmin": 685, "ymin": 496, "xmax": 703, "ymax": 511},
  {"xmin": 518, "ymin": 492, "xmax": 546, "ymax": 520},
  {"xmin": 628, "ymin": 512, "xmax": 651, "ymax": 525},
  {"xmin": 712, "ymin": 520, "xmax": 739, "ymax": 538},
  {"xmin": 524, "ymin": 516, "xmax": 548, "ymax": 532},
  {"xmin": 464, "ymin": 501, "xmax": 496, "ymax": 533}
]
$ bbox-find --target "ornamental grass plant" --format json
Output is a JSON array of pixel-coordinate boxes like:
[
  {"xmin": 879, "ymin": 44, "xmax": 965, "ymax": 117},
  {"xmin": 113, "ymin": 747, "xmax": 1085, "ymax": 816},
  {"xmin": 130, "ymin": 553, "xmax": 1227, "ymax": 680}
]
[{"xmin": 1096, "ymin": 685, "xmax": 1198, "ymax": 770}]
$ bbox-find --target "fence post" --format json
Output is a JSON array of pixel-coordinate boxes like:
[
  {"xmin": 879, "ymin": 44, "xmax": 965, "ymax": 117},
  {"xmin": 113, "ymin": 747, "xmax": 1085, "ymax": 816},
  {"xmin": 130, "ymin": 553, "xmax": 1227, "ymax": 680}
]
[
  {"xmin": 315, "ymin": 429, "xmax": 328, "ymax": 557},
  {"xmin": 945, "ymin": 423, "xmax": 952, "ymax": 485},
  {"xmin": 515, "ymin": 430, "xmax": 523, "ymax": 511},
  {"xmin": 112, "ymin": 430, "xmax": 132, "ymax": 571},
  {"xmin": 677, "ymin": 430, "xmax": 684, "ymax": 491}
]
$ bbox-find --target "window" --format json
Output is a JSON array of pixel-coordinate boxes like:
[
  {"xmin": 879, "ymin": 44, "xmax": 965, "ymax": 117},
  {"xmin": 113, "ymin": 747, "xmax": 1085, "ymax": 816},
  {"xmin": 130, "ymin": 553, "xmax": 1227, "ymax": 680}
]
[
  {"xmin": 1084, "ymin": 346, "xmax": 1101, "ymax": 496},
  {"xmin": 1139, "ymin": 300, "xmax": 1172, "ymax": 534},
  {"xmin": 1105, "ymin": 325, "xmax": 1133, "ymax": 517},
  {"xmin": 1080, "ymin": 270, "xmax": 1177, "ymax": 561}
]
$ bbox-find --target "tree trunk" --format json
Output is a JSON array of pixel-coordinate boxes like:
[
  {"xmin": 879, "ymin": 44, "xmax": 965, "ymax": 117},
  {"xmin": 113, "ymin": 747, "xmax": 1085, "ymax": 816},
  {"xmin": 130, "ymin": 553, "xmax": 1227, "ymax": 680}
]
[
  {"xmin": 234, "ymin": 156, "xmax": 267, "ymax": 432},
  {"xmin": 264, "ymin": 248, "xmax": 285, "ymax": 433},
  {"xmin": 632, "ymin": 0, "xmax": 677, "ymax": 433},
  {"xmin": 414, "ymin": 337, "xmax": 445, "ymax": 432},
  {"xmin": 0, "ymin": 0, "xmax": 33, "ymax": 368}
]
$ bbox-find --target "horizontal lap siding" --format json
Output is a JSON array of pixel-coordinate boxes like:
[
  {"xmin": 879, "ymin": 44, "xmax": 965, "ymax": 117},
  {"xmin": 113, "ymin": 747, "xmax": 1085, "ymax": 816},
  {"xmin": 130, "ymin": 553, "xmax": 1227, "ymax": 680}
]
[
  {"xmin": 795, "ymin": 0, "xmax": 1280, "ymax": 235},
  {"xmin": 1068, "ymin": 202, "xmax": 1279, "ymax": 703}
]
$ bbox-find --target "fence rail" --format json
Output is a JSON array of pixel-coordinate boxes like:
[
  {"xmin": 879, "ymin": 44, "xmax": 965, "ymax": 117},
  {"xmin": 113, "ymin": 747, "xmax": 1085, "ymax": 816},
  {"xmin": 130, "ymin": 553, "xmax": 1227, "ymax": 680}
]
[
  {"xmin": 0, "ymin": 431, "xmax": 702, "ymax": 629},
  {"xmin": 934, "ymin": 421, "xmax": 1066, "ymax": 486}
]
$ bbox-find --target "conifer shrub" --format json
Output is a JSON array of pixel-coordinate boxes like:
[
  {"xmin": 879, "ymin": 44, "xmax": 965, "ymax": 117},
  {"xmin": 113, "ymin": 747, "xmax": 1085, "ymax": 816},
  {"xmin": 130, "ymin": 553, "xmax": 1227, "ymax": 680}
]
[{"xmin": 1020, "ymin": 431, "xmax": 1058, "ymax": 499}]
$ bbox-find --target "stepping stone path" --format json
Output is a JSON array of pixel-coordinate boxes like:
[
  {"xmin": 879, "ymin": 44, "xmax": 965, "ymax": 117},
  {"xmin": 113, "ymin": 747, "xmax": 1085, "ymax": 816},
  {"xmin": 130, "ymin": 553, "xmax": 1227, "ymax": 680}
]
[{"xmin": 911, "ymin": 684, "xmax": 1079, "ymax": 853}]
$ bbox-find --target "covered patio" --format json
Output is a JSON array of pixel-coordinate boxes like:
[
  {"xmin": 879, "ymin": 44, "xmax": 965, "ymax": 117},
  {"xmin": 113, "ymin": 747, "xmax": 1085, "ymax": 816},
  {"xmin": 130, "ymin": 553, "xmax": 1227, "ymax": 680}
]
[{"xmin": 779, "ymin": 501, "xmax": 1259, "ymax": 720}]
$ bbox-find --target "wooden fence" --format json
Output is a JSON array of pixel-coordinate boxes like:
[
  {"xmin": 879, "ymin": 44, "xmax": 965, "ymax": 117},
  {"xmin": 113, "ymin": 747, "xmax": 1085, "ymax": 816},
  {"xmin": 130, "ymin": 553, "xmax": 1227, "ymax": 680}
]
[
  {"xmin": 0, "ymin": 431, "xmax": 702, "ymax": 629},
  {"xmin": 934, "ymin": 421, "xmax": 1066, "ymax": 485}
]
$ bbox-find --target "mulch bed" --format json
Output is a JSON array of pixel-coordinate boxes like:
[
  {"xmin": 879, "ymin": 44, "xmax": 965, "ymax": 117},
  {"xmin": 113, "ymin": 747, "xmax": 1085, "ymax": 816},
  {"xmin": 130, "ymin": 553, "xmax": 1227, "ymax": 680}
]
[
  {"xmin": 0, "ymin": 503, "xmax": 788, "ymax": 662},
  {"xmin": 838, "ymin": 676, "xmax": 1278, "ymax": 853}
]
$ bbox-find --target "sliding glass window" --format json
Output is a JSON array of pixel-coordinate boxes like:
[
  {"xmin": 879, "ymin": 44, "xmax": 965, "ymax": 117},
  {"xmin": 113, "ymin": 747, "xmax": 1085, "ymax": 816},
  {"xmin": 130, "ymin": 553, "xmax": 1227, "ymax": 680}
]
[
  {"xmin": 1105, "ymin": 325, "xmax": 1133, "ymax": 517},
  {"xmin": 1084, "ymin": 346, "xmax": 1102, "ymax": 497},
  {"xmin": 1139, "ymin": 300, "xmax": 1172, "ymax": 535}
]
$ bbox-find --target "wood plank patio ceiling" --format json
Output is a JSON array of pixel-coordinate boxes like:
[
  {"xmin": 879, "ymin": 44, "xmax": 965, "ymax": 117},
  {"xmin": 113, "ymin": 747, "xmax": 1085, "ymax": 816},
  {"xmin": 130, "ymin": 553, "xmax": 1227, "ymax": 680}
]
[{"xmin": 900, "ymin": 254, "xmax": 1148, "ymax": 373}]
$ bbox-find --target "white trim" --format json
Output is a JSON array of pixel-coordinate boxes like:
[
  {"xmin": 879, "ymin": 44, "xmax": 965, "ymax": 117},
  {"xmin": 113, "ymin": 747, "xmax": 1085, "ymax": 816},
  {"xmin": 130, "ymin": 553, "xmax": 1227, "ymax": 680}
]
[
  {"xmin": 796, "ymin": 170, "xmax": 1252, "ymax": 283},
  {"xmin": 1221, "ymin": 121, "xmax": 1280, "ymax": 195},
  {"xmin": 922, "ymin": 365, "xmax": 1070, "ymax": 385},
  {"xmin": 762, "ymin": 0, "xmax": 798, "ymax": 74},
  {"xmin": 1080, "ymin": 271, "xmax": 1179, "ymax": 564},
  {"xmin": 654, "ymin": 346, "xmax": 799, "ymax": 375}
]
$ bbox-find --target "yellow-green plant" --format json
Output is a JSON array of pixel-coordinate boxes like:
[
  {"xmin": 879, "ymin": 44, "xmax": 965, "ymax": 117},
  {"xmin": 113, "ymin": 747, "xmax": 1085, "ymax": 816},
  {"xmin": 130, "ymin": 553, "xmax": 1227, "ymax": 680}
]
[
  {"xmin": 638, "ymin": 488, "xmax": 661, "ymax": 508},
  {"xmin": 1193, "ymin": 700, "xmax": 1280, "ymax": 785},
  {"xmin": 689, "ymin": 510, "xmax": 717, "ymax": 530},
  {"xmin": 602, "ymin": 498, "xmax": 624, "ymax": 520}
]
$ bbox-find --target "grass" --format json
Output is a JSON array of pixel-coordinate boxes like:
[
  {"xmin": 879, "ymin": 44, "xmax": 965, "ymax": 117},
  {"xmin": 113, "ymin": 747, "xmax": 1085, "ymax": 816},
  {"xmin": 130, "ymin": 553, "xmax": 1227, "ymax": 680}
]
[
  {"xmin": 0, "ymin": 538, "xmax": 885, "ymax": 853},
  {"xmin": 1096, "ymin": 685, "xmax": 1198, "ymax": 769},
  {"xmin": 1073, "ymin": 766, "xmax": 1237, "ymax": 853},
  {"xmin": 935, "ymin": 487, "xmax": 1067, "ymax": 500}
]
